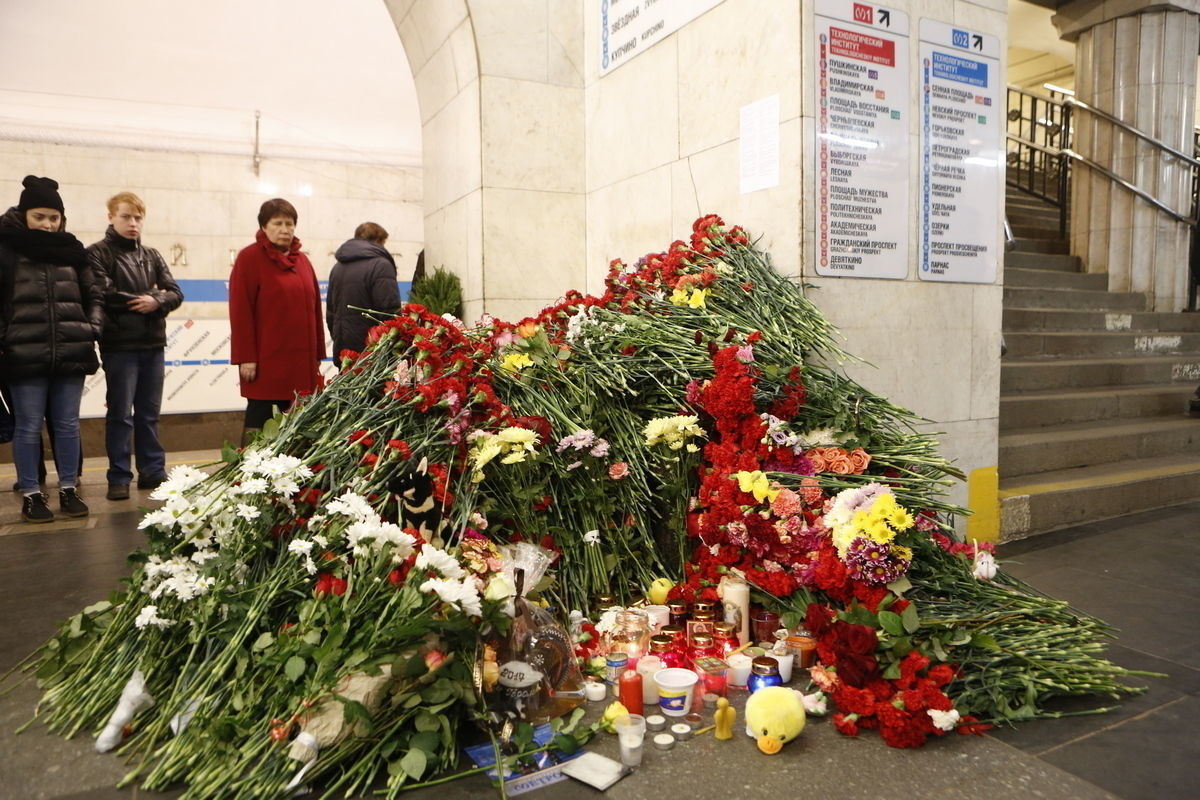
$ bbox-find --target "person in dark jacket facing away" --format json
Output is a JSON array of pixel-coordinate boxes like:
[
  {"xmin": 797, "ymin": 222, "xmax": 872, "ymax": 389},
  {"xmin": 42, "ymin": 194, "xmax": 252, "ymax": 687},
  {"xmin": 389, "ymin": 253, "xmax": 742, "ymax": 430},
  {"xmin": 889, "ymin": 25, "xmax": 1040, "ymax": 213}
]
[
  {"xmin": 87, "ymin": 192, "xmax": 183, "ymax": 500},
  {"xmin": 0, "ymin": 176, "xmax": 103, "ymax": 522},
  {"xmin": 326, "ymin": 222, "xmax": 400, "ymax": 363}
]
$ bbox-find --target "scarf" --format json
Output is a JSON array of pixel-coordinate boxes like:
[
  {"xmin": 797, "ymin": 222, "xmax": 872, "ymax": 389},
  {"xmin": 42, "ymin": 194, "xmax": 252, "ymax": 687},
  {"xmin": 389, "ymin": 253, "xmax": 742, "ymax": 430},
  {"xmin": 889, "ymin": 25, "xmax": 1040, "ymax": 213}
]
[
  {"xmin": 0, "ymin": 206, "xmax": 86, "ymax": 267},
  {"xmin": 103, "ymin": 225, "xmax": 139, "ymax": 252},
  {"xmin": 255, "ymin": 228, "xmax": 304, "ymax": 270}
]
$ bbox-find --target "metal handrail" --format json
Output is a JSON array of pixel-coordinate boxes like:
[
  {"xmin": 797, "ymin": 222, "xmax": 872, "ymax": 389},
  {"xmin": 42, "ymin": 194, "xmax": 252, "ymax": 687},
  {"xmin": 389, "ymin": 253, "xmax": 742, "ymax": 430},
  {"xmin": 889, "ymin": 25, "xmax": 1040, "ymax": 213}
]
[
  {"xmin": 1062, "ymin": 148, "xmax": 1198, "ymax": 226},
  {"xmin": 1064, "ymin": 96, "xmax": 1200, "ymax": 170},
  {"xmin": 1006, "ymin": 84, "xmax": 1199, "ymax": 225}
]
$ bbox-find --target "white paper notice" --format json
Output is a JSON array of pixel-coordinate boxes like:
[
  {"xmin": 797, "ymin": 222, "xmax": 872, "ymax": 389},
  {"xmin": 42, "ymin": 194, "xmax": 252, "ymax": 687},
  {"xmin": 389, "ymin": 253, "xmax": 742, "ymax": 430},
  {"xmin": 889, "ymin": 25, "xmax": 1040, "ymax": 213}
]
[
  {"xmin": 918, "ymin": 19, "xmax": 1002, "ymax": 283},
  {"xmin": 740, "ymin": 95, "xmax": 780, "ymax": 194},
  {"xmin": 815, "ymin": 0, "xmax": 911, "ymax": 279}
]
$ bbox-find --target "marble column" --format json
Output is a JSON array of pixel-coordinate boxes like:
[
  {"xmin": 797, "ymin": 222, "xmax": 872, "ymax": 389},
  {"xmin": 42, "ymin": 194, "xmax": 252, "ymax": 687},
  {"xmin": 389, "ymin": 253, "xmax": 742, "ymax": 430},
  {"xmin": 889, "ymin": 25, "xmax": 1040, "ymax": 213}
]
[{"xmin": 1054, "ymin": 1, "xmax": 1200, "ymax": 311}]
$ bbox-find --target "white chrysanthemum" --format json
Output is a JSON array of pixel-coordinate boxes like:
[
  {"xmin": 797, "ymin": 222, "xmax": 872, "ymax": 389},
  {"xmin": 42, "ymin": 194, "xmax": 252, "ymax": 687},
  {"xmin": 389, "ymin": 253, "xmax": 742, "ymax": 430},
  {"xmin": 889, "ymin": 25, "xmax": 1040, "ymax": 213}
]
[
  {"xmin": 414, "ymin": 544, "xmax": 465, "ymax": 580},
  {"xmin": 456, "ymin": 578, "xmax": 483, "ymax": 617},
  {"xmin": 928, "ymin": 708, "xmax": 961, "ymax": 731},
  {"xmin": 288, "ymin": 539, "xmax": 314, "ymax": 556},
  {"xmin": 190, "ymin": 549, "xmax": 219, "ymax": 565},
  {"xmin": 232, "ymin": 477, "xmax": 269, "ymax": 495},
  {"xmin": 324, "ymin": 491, "xmax": 377, "ymax": 523},
  {"xmin": 235, "ymin": 503, "xmax": 261, "ymax": 521},
  {"xmin": 142, "ymin": 557, "xmax": 216, "ymax": 602},
  {"xmin": 134, "ymin": 605, "xmax": 175, "ymax": 629},
  {"xmin": 149, "ymin": 465, "xmax": 208, "ymax": 502}
]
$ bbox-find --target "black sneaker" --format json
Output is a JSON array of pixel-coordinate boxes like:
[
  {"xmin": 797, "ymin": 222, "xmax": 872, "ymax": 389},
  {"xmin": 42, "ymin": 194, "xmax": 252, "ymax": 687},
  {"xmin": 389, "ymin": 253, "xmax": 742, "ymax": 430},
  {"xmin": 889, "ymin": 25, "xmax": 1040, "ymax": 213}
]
[
  {"xmin": 59, "ymin": 487, "xmax": 89, "ymax": 518},
  {"xmin": 137, "ymin": 475, "xmax": 165, "ymax": 491},
  {"xmin": 21, "ymin": 492, "xmax": 54, "ymax": 523},
  {"xmin": 107, "ymin": 483, "xmax": 130, "ymax": 500}
]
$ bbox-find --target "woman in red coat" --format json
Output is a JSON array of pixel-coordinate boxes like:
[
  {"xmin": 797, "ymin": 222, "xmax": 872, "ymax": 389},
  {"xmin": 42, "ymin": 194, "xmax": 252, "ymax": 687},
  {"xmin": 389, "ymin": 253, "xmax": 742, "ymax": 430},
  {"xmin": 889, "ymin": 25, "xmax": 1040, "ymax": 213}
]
[{"xmin": 229, "ymin": 198, "xmax": 324, "ymax": 439}]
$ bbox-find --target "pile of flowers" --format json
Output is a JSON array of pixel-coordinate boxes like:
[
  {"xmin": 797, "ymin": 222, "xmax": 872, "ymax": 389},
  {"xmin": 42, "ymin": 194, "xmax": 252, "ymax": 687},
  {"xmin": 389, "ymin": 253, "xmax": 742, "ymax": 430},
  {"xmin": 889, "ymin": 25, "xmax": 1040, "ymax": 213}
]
[{"xmin": 10, "ymin": 215, "xmax": 1152, "ymax": 797}]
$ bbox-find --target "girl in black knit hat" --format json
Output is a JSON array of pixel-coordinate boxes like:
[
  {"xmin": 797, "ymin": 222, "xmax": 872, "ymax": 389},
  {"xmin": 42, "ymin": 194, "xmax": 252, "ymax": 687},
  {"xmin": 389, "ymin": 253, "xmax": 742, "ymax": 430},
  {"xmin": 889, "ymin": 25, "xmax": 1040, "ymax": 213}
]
[{"xmin": 0, "ymin": 176, "xmax": 104, "ymax": 522}]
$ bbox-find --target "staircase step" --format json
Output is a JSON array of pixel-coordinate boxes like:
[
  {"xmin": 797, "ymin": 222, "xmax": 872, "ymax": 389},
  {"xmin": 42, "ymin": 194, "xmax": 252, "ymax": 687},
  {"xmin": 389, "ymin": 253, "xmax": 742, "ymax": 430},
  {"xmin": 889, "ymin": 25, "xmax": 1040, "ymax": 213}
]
[
  {"xmin": 1010, "ymin": 224, "xmax": 1062, "ymax": 240},
  {"xmin": 1007, "ymin": 213, "xmax": 1063, "ymax": 232},
  {"xmin": 1004, "ymin": 268, "xmax": 1108, "ymax": 291},
  {"xmin": 1005, "ymin": 330, "xmax": 1200, "ymax": 358},
  {"xmin": 1000, "ymin": 417, "xmax": 1200, "ymax": 477},
  {"xmin": 998, "ymin": 453, "xmax": 1200, "ymax": 540},
  {"xmin": 1001, "ymin": 354, "xmax": 1200, "ymax": 391},
  {"xmin": 1004, "ymin": 251, "xmax": 1082, "ymax": 271},
  {"xmin": 1002, "ymin": 308, "xmax": 1200, "ymax": 332},
  {"xmin": 1004, "ymin": 286, "xmax": 1146, "ymax": 311},
  {"xmin": 999, "ymin": 383, "xmax": 1191, "ymax": 429},
  {"xmin": 1010, "ymin": 238, "xmax": 1070, "ymax": 254}
]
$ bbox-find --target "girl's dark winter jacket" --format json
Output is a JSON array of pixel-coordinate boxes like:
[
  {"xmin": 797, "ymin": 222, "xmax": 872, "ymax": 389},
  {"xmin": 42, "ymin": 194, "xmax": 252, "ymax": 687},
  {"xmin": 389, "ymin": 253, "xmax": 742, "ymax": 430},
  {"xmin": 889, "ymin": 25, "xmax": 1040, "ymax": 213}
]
[{"xmin": 0, "ymin": 208, "xmax": 103, "ymax": 380}]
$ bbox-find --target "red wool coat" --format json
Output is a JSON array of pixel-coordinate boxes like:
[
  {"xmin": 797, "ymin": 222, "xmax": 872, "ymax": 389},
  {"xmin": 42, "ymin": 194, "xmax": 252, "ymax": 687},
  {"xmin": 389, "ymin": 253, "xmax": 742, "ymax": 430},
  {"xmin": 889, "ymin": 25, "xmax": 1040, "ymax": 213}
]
[{"xmin": 229, "ymin": 231, "xmax": 325, "ymax": 401}]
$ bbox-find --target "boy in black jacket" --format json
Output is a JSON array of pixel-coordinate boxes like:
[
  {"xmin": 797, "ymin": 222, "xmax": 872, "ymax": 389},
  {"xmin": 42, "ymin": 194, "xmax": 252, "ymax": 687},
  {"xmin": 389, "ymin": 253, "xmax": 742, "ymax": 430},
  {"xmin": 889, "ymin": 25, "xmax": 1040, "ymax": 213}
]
[{"xmin": 87, "ymin": 192, "xmax": 183, "ymax": 500}]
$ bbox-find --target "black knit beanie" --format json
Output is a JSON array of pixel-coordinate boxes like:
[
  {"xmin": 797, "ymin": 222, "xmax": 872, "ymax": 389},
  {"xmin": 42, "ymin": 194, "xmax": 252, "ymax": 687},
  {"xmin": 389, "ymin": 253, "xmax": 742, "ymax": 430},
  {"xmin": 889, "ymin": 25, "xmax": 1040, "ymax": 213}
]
[{"xmin": 17, "ymin": 175, "xmax": 65, "ymax": 213}]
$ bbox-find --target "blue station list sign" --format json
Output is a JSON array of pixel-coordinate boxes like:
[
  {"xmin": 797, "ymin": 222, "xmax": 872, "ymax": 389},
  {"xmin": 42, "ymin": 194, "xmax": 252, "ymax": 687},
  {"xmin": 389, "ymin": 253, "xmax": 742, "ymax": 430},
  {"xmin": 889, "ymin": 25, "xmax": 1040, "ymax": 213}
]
[{"xmin": 918, "ymin": 19, "xmax": 1002, "ymax": 283}]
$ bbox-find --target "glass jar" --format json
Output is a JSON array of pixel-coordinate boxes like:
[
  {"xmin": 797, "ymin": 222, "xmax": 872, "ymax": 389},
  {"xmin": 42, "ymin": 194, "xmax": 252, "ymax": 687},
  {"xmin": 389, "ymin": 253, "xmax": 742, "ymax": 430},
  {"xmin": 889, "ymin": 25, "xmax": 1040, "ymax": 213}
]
[
  {"xmin": 750, "ymin": 609, "xmax": 781, "ymax": 645},
  {"xmin": 691, "ymin": 601, "xmax": 715, "ymax": 617},
  {"xmin": 713, "ymin": 622, "xmax": 739, "ymax": 658},
  {"xmin": 668, "ymin": 602, "xmax": 689, "ymax": 628},
  {"xmin": 786, "ymin": 625, "xmax": 817, "ymax": 669},
  {"xmin": 747, "ymin": 656, "xmax": 783, "ymax": 694},
  {"xmin": 651, "ymin": 633, "xmax": 687, "ymax": 669},
  {"xmin": 689, "ymin": 633, "xmax": 718, "ymax": 667},
  {"xmin": 603, "ymin": 609, "xmax": 650, "ymax": 667}
]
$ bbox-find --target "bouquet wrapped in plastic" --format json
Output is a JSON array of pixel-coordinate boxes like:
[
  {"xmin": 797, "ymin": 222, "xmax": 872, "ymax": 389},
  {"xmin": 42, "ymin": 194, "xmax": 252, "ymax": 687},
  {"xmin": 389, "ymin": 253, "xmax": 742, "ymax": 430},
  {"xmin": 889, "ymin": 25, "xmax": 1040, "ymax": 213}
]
[{"xmin": 482, "ymin": 543, "xmax": 585, "ymax": 725}]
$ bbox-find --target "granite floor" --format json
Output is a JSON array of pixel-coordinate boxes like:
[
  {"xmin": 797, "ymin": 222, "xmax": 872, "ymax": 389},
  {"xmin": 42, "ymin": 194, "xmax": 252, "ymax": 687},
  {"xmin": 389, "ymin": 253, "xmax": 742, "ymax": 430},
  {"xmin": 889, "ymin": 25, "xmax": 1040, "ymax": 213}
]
[{"xmin": 0, "ymin": 460, "xmax": 1195, "ymax": 800}]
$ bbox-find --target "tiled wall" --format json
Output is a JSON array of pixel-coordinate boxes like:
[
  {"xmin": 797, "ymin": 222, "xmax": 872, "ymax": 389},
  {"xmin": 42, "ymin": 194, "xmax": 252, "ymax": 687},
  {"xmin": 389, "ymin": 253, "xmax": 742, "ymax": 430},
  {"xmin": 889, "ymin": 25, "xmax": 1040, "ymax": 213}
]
[{"xmin": 0, "ymin": 139, "xmax": 424, "ymax": 320}]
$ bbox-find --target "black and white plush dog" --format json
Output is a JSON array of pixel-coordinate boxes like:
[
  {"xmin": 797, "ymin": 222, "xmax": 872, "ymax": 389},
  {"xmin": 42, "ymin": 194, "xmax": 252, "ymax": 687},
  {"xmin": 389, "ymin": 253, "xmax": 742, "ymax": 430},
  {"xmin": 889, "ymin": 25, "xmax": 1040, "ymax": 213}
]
[{"xmin": 387, "ymin": 457, "xmax": 448, "ymax": 546}]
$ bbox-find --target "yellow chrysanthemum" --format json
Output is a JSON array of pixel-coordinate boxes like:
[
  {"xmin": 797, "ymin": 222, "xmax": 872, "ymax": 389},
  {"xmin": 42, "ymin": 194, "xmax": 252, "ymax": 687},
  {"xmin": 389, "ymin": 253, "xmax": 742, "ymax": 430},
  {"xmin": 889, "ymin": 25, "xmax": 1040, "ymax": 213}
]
[
  {"xmin": 865, "ymin": 520, "xmax": 896, "ymax": 544},
  {"xmin": 500, "ymin": 352, "xmax": 534, "ymax": 371},
  {"xmin": 891, "ymin": 544, "xmax": 913, "ymax": 563},
  {"xmin": 888, "ymin": 507, "xmax": 915, "ymax": 530}
]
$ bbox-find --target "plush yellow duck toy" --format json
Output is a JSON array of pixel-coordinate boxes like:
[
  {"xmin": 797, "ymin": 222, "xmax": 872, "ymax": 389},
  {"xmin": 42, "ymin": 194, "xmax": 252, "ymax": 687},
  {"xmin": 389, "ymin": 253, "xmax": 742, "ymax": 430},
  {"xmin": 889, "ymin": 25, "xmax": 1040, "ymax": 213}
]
[{"xmin": 744, "ymin": 686, "xmax": 807, "ymax": 754}]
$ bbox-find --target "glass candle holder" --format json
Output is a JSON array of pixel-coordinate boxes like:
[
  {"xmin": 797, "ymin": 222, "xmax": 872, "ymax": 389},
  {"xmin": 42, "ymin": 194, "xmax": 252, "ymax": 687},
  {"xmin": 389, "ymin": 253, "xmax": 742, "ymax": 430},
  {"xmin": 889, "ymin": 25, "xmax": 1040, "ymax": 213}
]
[
  {"xmin": 604, "ymin": 609, "xmax": 650, "ymax": 668},
  {"xmin": 750, "ymin": 609, "xmax": 781, "ymax": 645},
  {"xmin": 747, "ymin": 656, "xmax": 783, "ymax": 693}
]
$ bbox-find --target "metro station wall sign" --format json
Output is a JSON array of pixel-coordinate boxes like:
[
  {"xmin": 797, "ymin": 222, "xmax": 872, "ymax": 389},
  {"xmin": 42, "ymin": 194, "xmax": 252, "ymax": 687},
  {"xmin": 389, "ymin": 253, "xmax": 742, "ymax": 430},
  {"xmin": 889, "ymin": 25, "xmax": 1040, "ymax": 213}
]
[
  {"xmin": 598, "ymin": 0, "xmax": 726, "ymax": 74},
  {"xmin": 814, "ymin": 0, "xmax": 911, "ymax": 279},
  {"xmin": 918, "ymin": 19, "xmax": 1002, "ymax": 284}
]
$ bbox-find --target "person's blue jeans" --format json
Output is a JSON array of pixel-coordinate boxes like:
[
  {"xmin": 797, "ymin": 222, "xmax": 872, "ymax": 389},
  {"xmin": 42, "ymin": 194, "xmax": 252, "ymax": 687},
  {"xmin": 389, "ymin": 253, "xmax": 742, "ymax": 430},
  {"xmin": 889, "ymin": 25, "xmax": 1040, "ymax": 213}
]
[
  {"xmin": 9, "ymin": 375, "xmax": 85, "ymax": 493},
  {"xmin": 102, "ymin": 350, "xmax": 166, "ymax": 486}
]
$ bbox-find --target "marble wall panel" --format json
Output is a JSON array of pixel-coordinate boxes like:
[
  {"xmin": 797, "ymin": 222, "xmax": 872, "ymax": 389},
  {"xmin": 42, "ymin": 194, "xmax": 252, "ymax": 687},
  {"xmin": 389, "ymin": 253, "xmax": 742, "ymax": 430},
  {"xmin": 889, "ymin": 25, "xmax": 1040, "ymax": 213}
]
[
  {"xmin": 808, "ymin": 279, "xmax": 977, "ymax": 424},
  {"xmin": 470, "ymin": 0, "xmax": 548, "ymax": 83},
  {"xmin": 670, "ymin": 118, "xmax": 803, "ymax": 276},
  {"xmin": 676, "ymin": 0, "xmax": 802, "ymax": 156},
  {"xmin": 421, "ymin": 80, "xmax": 482, "ymax": 212},
  {"xmin": 970, "ymin": 286, "xmax": 1003, "ymax": 421},
  {"xmin": 482, "ymin": 187, "xmax": 585, "ymax": 302},
  {"xmin": 416, "ymin": 41, "xmax": 461, "ymax": 125},
  {"xmin": 481, "ymin": 77, "xmax": 584, "ymax": 193},
  {"xmin": 548, "ymin": 0, "xmax": 585, "ymax": 87},
  {"xmin": 585, "ymin": 166, "xmax": 673, "ymax": 294},
  {"xmin": 449, "ymin": 21, "xmax": 480, "ymax": 91},
  {"xmin": 412, "ymin": 0, "xmax": 468, "ymax": 57},
  {"xmin": 585, "ymin": 40, "xmax": 679, "ymax": 190}
]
